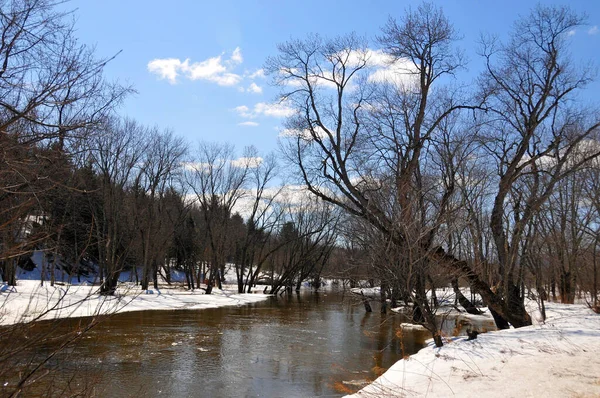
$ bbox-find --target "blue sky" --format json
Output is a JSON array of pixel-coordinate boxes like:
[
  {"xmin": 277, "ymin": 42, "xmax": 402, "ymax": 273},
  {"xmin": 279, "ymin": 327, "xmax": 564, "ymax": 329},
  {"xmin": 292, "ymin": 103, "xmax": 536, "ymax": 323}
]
[{"xmin": 68, "ymin": 0, "xmax": 600, "ymax": 155}]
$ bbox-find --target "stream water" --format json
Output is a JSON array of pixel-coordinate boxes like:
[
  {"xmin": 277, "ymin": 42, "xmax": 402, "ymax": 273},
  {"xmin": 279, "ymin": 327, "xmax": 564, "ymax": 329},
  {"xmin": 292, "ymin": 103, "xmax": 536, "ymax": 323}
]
[{"xmin": 6, "ymin": 290, "xmax": 435, "ymax": 397}]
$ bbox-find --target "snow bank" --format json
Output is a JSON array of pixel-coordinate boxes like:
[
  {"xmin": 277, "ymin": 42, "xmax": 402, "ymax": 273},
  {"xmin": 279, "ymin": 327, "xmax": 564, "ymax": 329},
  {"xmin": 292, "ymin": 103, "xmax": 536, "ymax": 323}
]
[
  {"xmin": 350, "ymin": 287, "xmax": 381, "ymax": 297},
  {"xmin": 346, "ymin": 302, "xmax": 600, "ymax": 397},
  {"xmin": 0, "ymin": 280, "xmax": 270, "ymax": 326},
  {"xmin": 399, "ymin": 323, "xmax": 428, "ymax": 333}
]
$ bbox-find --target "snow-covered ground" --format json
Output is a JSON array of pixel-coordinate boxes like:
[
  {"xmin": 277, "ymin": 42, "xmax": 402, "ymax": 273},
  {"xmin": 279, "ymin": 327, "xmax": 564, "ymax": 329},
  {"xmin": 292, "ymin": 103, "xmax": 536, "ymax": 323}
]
[
  {"xmin": 347, "ymin": 301, "xmax": 600, "ymax": 398},
  {"xmin": 0, "ymin": 280, "xmax": 269, "ymax": 326},
  {"xmin": 0, "ymin": 252, "xmax": 271, "ymax": 326}
]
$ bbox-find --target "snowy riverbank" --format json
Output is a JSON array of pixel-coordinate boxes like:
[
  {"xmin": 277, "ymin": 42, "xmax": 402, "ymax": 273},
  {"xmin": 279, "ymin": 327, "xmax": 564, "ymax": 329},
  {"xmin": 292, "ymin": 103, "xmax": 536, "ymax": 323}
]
[
  {"xmin": 0, "ymin": 280, "xmax": 270, "ymax": 326},
  {"xmin": 347, "ymin": 301, "xmax": 600, "ymax": 398}
]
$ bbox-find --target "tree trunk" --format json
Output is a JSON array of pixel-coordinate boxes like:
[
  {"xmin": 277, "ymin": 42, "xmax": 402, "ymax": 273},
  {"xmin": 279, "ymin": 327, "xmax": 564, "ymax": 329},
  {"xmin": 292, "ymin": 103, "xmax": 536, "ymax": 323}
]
[
  {"xmin": 153, "ymin": 262, "xmax": 159, "ymax": 290},
  {"xmin": 360, "ymin": 292, "xmax": 372, "ymax": 313},
  {"xmin": 428, "ymin": 275, "xmax": 438, "ymax": 308},
  {"xmin": 559, "ymin": 271, "xmax": 575, "ymax": 304},
  {"xmin": 380, "ymin": 282, "xmax": 387, "ymax": 314},
  {"xmin": 436, "ymin": 249, "xmax": 531, "ymax": 329},
  {"xmin": 100, "ymin": 271, "xmax": 121, "ymax": 295},
  {"xmin": 141, "ymin": 265, "xmax": 149, "ymax": 290},
  {"xmin": 3, "ymin": 259, "xmax": 17, "ymax": 287},
  {"xmin": 452, "ymin": 278, "xmax": 482, "ymax": 315}
]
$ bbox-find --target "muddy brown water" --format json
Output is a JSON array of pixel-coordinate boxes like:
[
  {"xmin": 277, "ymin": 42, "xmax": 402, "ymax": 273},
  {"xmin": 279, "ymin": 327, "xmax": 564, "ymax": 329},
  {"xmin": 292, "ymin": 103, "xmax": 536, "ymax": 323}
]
[{"xmin": 4, "ymin": 290, "xmax": 437, "ymax": 397}]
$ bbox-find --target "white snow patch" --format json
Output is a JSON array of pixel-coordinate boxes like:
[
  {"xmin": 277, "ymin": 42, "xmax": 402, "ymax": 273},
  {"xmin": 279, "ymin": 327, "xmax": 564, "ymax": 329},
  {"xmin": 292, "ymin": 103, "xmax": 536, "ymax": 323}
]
[
  {"xmin": 346, "ymin": 302, "xmax": 600, "ymax": 398},
  {"xmin": 0, "ymin": 280, "xmax": 270, "ymax": 326}
]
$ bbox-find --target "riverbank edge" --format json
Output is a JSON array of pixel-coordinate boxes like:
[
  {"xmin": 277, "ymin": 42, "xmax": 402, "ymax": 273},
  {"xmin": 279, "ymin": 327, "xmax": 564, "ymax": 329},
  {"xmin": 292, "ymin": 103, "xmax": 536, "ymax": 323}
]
[
  {"xmin": 345, "ymin": 300, "xmax": 600, "ymax": 398},
  {"xmin": 0, "ymin": 279, "xmax": 271, "ymax": 326}
]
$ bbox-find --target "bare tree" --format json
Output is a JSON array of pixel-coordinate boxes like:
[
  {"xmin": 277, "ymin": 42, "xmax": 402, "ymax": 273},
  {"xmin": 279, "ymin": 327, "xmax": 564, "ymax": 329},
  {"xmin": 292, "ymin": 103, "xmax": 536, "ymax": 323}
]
[
  {"xmin": 269, "ymin": 3, "xmax": 474, "ymax": 346},
  {"xmin": 0, "ymin": 134, "xmax": 57, "ymax": 285},
  {"xmin": 230, "ymin": 151, "xmax": 285, "ymax": 293},
  {"xmin": 0, "ymin": 0, "xmax": 129, "ymax": 144},
  {"xmin": 89, "ymin": 118, "xmax": 146, "ymax": 294},
  {"xmin": 536, "ymin": 172, "xmax": 595, "ymax": 304},
  {"xmin": 266, "ymin": 196, "xmax": 340, "ymax": 296},
  {"xmin": 475, "ymin": 5, "xmax": 600, "ymax": 327},
  {"xmin": 131, "ymin": 128, "xmax": 186, "ymax": 291},
  {"xmin": 583, "ymin": 164, "xmax": 600, "ymax": 308},
  {"xmin": 0, "ymin": 0, "xmax": 130, "ymax": 286},
  {"xmin": 185, "ymin": 142, "xmax": 251, "ymax": 294}
]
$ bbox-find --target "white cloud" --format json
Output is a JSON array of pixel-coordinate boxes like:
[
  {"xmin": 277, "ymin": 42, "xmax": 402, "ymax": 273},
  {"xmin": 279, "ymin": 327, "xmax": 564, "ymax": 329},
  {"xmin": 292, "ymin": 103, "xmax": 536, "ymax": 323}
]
[
  {"xmin": 231, "ymin": 156, "xmax": 263, "ymax": 168},
  {"xmin": 277, "ymin": 185, "xmax": 324, "ymax": 207},
  {"xmin": 147, "ymin": 58, "xmax": 184, "ymax": 84},
  {"xmin": 234, "ymin": 105, "xmax": 253, "ymax": 118},
  {"xmin": 340, "ymin": 48, "xmax": 395, "ymax": 69},
  {"xmin": 278, "ymin": 126, "xmax": 329, "ymax": 141},
  {"xmin": 231, "ymin": 184, "xmax": 329, "ymax": 220},
  {"xmin": 278, "ymin": 128, "xmax": 298, "ymax": 137},
  {"xmin": 313, "ymin": 72, "xmax": 339, "ymax": 89},
  {"xmin": 184, "ymin": 56, "xmax": 226, "ymax": 79},
  {"xmin": 519, "ymin": 139, "xmax": 600, "ymax": 171},
  {"xmin": 231, "ymin": 47, "xmax": 243, "ymax": 64},
  {"xmin": 567, "ymin": 29, "xmax": 576, "ymax": 36},
  {"xmin": 148, "ymin": 48, "xmax": 243, "ymax": 86},
  {"xmin": 247, "ymin": 82, "xmax": 263, "ymax": 94},
  {"xmin": 248, "ymin": 68, "xmax": 265, "ymax": 79},
  {"xmin": 588, "ymin": 26, "xmax": 598, "ymax": 35},
  {"xmin": 181, "ymin": 161, "xmax": 211, "ymax": 172},
  {"xmin": 281, "ymin": 67, "xmax": 339, "ymax": 90},
  {"xmin": 238, "ymin": 121, "xmax": 259, "ymax": 127},
  {"xmin": 360, "ymin": 49, "xmax": 419, "ymax": 88},
  {"xmin": 367, "ymin": 59, "xmax": 418, "ymax": 88},
  {"xmin": 234, "ymin": 101, "xmax": 296, "ymax": 119},
  {"xmin": 278, "ymin": 48, "xmax": 418, "ymax": 90},
  {"xmin": 254, "ymin": 102, "xmax": 295, "ymax": 117},
  {"xmin": 210, "ymin": 72, "xmax": 242, "ymax": 86},
  {"xmin": 183, "ymin": 156, "xmax": 263, "ymax": 175}
]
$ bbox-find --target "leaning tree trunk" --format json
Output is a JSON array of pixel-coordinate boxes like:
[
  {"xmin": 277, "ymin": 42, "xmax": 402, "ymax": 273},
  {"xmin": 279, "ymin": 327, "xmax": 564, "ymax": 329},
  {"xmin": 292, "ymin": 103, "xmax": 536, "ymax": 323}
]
[
  {"xmin": 452, "ymin": 278, "xmax": 483, "ymax": 315},
  {"xmin": 435, "ymin": 248, "xmax": 532, "ymax": 329}
]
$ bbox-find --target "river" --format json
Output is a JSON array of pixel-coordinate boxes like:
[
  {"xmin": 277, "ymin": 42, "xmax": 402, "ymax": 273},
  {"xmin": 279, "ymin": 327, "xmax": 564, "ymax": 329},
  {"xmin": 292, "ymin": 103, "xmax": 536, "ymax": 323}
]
[{"xmin": 7, "ymin": 289, "xmax": 433, "ymax": 397}]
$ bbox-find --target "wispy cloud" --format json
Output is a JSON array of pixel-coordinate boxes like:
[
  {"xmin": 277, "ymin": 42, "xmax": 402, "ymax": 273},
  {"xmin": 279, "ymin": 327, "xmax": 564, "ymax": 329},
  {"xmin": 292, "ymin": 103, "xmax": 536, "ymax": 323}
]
[
  {"xmin": 247, "ymin": 82, "xmax": 263, "ymax": 94},
  {"xmin": 247, "ymin": 68, "xmax": 265, "ymax": 79},
  {"xmin": 278, "ymin": 48, "xmax": 419, "ymax": 90},
  {"xmin": 361, "ymin": 49, "xmax": 419, "ymax": 87},
  {"xmin": 231, "ymin": 156, "xmax": 263, "ymax": 168},
  {"xmin": 234, "ymin": 105, "xmax": 253, "ymax": 118},
  {"xmin": 148, "ymin": 47, "xmax": 243, "ymax": 86},
  {"xmin": 254, "ymin": 102, "xmax": 295, "ymax": 117},
  {"xmin": 567, "ymin": 29, "xmax": 576, "ymax": 36},
  {"xmin": 182, "ymin": 156, "xmax": 263, "ymax": 176},
  {"xmin": 589, "ymin": 26, "xmax": 598, "ymax": 35},
  {"xmin": 279, "ymin": 126, "xmax": 329, "ymax": 141},
  {"xmin": 234, "ymin": 101, "xmax": 295, "ymax": 119},
  {"xmin": 238, "ymin": 121, "xmax": 259, "ymax": 127},
  {"xmin": 230, "ymin": 47, "xmax": 243, "ymax": 64}
]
